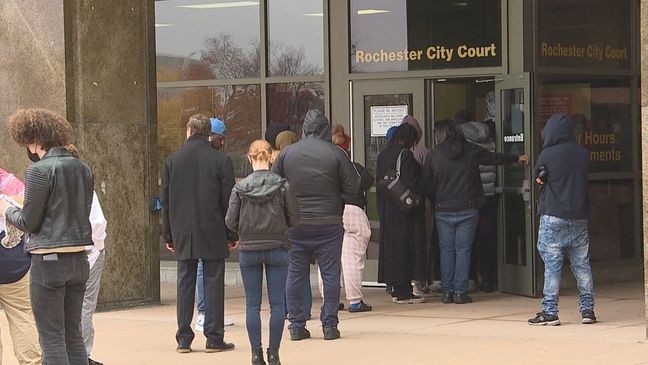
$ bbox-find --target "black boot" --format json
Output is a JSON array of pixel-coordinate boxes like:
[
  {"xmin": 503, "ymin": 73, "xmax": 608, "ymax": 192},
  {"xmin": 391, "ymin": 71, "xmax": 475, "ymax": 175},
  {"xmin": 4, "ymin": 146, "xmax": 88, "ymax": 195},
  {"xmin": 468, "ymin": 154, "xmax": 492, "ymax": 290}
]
[
  {"xmin": 252, "ymin": 347, "xmax": 266, "ymax": 365},
  {"xmin": 267, "ymin": 348, "xmax": 281, "ymax": 365}
]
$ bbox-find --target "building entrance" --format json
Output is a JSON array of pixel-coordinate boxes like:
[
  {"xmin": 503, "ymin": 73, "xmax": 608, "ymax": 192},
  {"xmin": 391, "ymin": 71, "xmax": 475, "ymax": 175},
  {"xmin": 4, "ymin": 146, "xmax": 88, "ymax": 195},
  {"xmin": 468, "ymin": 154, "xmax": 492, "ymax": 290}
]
[{"xmin": 353, "ymin": 75, "xmax": 536, "ymax": 296}]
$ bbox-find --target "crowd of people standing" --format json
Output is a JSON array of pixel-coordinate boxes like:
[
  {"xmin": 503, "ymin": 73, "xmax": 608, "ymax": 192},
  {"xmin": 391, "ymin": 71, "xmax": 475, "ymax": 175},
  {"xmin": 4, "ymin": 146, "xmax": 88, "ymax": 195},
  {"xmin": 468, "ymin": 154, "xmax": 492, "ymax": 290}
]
[{"xmin": 0, "ymin": 103, "xmax": 596, "ymax": 364}]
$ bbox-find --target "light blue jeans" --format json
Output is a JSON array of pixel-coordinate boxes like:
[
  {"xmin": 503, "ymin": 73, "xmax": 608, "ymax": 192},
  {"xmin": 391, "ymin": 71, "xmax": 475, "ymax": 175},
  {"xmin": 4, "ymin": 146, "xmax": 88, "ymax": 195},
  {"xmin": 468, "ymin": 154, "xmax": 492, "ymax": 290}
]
[
  {"xmin": 436, "ymin": 209, "xmax": 479, "ymax": 295},
  {"xmin": 538, "ymin": 215, "xmax": 595, "ymax": 316},
  {"xmin": 196, "ymin": 259, "xmax": 205, "ymax": 313}
]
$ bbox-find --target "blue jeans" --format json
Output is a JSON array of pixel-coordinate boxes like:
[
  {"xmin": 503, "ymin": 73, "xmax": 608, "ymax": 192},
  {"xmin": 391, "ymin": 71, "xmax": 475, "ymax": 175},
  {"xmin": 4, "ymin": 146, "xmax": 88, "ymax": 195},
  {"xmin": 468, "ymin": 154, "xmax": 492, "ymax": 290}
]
[
  {"xmin": 240, "ymin": 248, "xmax": 288, "ymax": 349},
  {"xmin": 538, "ymin": 215, "xmax": 594, "ymax": 316},
  {"xmin": 196, "ymin": 259, "xmax": 205, "ymax": 313},
  {"xmin": 436, "ymin": 209, "xmax": 479, "ymax": 295},
  {"xmin": 286, "ymin": 224, "xmax": 343, "ymax": 329}
]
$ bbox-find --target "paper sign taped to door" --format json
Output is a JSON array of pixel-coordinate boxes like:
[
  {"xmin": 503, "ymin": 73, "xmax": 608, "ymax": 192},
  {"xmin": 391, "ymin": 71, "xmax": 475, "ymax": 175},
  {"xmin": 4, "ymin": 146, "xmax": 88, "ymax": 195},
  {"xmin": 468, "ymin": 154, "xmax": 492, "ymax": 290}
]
[{"xmin": 370, "ymin": 105, "xmax": 409, "ymax": 137}]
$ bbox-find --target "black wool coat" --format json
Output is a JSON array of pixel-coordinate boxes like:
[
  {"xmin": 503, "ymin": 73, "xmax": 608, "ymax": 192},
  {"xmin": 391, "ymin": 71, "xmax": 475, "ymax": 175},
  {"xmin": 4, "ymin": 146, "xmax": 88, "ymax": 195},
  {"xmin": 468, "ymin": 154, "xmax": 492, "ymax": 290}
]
[
  {"xmin": 161, "ymin": 135, "xmax": 236, "ymax": 260},
  {"xmin": 376, "ymin": 143, "xmax": 428, "ymax": 285}
]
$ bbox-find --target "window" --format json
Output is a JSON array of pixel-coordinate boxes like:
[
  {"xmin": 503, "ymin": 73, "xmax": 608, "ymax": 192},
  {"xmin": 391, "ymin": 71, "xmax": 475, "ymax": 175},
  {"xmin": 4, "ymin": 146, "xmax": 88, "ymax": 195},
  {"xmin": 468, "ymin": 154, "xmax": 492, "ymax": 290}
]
[
  {"xmin": 267, "ymin": 82, "xmax": 325, "ymax": 136},
  {"xmin": 350, "ymin": 0, "xmax": 502, "ymax": 73},
  {"xmin": 267, "ymin": 0, "xmax": 324, "ymax": 76},
  {"xmin": 155, "ymin": 0, "xmax": 261, "ymax": 81}
]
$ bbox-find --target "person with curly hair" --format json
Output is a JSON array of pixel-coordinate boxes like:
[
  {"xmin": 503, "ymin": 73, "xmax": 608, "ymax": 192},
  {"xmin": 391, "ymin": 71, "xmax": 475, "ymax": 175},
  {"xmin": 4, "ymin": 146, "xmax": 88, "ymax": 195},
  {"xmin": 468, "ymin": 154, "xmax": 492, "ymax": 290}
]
[{"xmin": 0, "ymin": 109, "xmax": 95, "ymax": 364}]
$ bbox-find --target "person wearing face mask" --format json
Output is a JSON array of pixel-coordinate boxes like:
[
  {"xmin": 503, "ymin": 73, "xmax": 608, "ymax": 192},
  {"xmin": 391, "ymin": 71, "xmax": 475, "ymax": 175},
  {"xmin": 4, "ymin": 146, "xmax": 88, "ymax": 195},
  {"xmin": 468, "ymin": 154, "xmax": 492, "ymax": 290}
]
[{"xmin": 0, "ymin": 109, "xmax": 95, "ymax": 364}]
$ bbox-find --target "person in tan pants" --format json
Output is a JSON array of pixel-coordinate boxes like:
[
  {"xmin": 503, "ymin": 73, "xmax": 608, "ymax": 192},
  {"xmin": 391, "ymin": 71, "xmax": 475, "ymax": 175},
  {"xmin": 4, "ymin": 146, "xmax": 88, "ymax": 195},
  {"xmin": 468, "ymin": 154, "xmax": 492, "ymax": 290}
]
[{"xmin": 0, "ymin": 232, "xmax": 41, "ymax": 365}]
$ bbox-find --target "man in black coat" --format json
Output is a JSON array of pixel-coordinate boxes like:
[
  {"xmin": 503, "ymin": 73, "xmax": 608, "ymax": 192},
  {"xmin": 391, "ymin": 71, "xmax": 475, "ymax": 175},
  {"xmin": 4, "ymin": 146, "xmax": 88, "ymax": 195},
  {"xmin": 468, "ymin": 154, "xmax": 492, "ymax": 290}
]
[{"xmin": 161, "ymin": 114, "xmax": 236, "ymax": 353}]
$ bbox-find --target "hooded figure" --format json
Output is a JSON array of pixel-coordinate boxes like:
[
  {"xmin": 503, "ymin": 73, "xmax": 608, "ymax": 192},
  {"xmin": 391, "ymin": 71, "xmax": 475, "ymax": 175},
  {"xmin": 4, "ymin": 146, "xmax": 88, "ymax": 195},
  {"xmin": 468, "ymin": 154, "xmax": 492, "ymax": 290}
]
[
  {"xmin": 272, "ymin": 109, "xmax": 359, "ymax": 337},
  {"xmin": 535, "ymin": 113, "xmax": 589, "ymax": 219},
  {"xmin": 401, "ymin": 115, "xmax": 430, "ymax": 166}
]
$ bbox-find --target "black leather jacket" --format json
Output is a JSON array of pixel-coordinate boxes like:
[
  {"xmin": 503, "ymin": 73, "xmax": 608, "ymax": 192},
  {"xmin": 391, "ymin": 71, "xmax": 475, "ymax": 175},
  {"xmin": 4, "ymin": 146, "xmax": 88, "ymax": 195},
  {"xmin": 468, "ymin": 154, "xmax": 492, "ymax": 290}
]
[{"xmin": 5, "ymin": 148, "xmax": 94, "ymax": 252}]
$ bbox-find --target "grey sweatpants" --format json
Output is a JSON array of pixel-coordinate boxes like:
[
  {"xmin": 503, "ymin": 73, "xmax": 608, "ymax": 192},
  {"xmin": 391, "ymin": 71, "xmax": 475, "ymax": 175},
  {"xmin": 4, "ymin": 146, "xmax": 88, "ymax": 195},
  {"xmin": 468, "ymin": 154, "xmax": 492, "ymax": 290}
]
[{"xmin": 82, "ymin": 251, "xmax": 105, "ymax": 356}]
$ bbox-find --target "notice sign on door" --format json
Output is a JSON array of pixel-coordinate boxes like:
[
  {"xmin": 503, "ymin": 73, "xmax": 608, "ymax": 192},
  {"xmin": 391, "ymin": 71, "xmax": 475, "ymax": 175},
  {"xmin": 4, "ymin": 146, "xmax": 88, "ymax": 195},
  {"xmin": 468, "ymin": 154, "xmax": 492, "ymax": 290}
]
[{"xmin": 370, "ymin": 105, "xmax": 409, "ymax": 137}]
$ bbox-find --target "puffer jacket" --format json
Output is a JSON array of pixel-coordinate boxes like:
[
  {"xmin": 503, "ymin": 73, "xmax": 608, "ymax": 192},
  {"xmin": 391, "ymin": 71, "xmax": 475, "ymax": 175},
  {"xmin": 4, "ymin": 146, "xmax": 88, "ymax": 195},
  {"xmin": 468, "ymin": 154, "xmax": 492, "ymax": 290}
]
[
  {"xmin": 460, "ymin": 121, "xmax": 496, "ymax": 196},
  {"xmin": 225, "ymin": 170, "xmax": 300, "ymax": 251},
  {"xmin": 5, "ymin": 148, "xmax": 94, "ymax": 252}
]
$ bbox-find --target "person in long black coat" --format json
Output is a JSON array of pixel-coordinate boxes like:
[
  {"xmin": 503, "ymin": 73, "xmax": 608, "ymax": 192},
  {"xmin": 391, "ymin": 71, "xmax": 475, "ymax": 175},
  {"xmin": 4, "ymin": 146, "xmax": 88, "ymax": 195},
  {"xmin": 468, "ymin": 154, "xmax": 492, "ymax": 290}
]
[
  {"xmin": 161, "ymin": 114, "xmax": 237, "ymax": 353},
  {"xmin": 376, "ymin": 124, "xmax": 427, "ymax": 303}
]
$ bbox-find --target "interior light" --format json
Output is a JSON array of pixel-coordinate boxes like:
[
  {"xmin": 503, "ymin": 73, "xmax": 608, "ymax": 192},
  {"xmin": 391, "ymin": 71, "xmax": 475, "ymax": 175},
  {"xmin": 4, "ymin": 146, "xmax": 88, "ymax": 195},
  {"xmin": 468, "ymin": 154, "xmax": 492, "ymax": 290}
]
[
  {"xmin": 155, "ymin": 23, "xmax": 175, "ymax": 27},
  {"xmin": 357, "ymin": 9, "xmax": 391, "ymax": 15},
  {"xmin": 303, "ymin": 12, "xmax": 324, "ymax": 17},
  {"xmin": 453, "ymin": 2, "xmax": 469, "ymax": 6},
  {"xmin": 178, "ymin": 1, "xmax": 259, "ymax": 9}
]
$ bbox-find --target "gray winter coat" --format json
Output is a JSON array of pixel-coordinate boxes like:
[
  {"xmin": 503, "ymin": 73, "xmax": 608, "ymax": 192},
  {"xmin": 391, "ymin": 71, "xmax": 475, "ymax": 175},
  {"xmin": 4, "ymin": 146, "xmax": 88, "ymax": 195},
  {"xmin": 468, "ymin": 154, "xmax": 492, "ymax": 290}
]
[
  {"xmin": 225, "ymin": 170, "xmax": 299, "ymax": 251},
  {"xmin": 460, "ymin": 122, "xmax": 497, "ymax": 196}
]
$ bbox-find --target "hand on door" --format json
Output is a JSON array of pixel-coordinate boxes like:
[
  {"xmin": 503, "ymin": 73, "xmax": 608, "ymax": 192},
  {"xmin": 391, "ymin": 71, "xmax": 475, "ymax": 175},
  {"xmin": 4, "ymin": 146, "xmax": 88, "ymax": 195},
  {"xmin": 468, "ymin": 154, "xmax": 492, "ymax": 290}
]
[{"xmin": 518, "ymin": 155, "xmax": 529, "ymax": 165}]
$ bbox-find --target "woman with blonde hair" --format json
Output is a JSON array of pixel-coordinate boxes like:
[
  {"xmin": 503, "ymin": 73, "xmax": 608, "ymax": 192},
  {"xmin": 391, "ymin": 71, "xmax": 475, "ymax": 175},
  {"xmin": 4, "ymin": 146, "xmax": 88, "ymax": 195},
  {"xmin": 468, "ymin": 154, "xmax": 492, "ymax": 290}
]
[{"xmin": 226, "ymin": 140, "xmax": 300, "ymax": 365}]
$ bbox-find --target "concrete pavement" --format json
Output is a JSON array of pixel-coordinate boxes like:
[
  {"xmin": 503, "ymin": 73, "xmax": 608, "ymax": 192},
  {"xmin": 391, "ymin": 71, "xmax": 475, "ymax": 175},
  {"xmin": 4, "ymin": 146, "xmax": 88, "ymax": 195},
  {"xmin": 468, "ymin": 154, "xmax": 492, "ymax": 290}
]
[{"xmin": 1, "ymin": 282, "xmax": 647, "ymax": 364}]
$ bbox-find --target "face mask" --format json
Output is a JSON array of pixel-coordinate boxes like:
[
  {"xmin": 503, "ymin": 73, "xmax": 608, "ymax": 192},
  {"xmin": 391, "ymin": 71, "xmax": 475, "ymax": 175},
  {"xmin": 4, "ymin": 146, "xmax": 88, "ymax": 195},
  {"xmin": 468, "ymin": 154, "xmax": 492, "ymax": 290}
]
[{"xmin": 26, "ymin": 147, "xmax": 40, "ymax": 162}]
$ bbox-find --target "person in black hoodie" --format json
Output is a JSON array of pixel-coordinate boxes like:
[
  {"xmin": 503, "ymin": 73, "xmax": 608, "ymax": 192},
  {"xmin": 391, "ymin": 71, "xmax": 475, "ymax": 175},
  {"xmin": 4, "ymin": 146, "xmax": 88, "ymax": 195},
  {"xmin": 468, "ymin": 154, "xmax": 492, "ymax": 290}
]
[
  {"xmin": 226, "ymin": 140, "xmax": 300, "ymax": 365},
  {"xmin": 423, "ymin": 119, "xmax": 526, "ymax": 304},
  {"xmin": 272, "ymin": 109, "xmax": 359, "ymax": 341},
  {"xmin": 528, "ymin": 113, "xmax": 595, "ymax": 326}
]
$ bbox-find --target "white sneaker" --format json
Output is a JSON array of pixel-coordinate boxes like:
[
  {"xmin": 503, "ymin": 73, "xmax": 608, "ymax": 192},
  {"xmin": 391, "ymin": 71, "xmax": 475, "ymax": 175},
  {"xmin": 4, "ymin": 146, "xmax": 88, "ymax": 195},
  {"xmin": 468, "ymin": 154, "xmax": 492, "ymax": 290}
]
[
  {"xmin": 395, "ymin": 295, "xmax": 425, "ymax": 304},
  {"xmin": 224, "ymin": 318, "xmax": 234, "ymax": 326},
  {"xmin": 195, "ymin": 313, "xmax": 205, "ymax": 332},
  {"xmin": 413, "ymin": 286, "xmax": 435, "ymax": 298}
]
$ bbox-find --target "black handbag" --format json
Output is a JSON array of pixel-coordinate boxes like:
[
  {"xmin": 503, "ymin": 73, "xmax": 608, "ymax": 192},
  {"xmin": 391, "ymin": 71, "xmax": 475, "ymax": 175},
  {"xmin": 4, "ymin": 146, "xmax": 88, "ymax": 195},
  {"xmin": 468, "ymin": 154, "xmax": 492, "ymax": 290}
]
[{"xmin": 376, "ymin": 150, "xmax": 421, "ymax": 213}]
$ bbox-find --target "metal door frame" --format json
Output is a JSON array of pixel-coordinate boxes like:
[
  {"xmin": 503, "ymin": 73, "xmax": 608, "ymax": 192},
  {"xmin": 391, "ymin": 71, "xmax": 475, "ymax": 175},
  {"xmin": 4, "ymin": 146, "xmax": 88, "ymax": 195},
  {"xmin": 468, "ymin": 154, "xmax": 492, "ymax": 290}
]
[{"xmin": 495, "ymin": 72, "xmax": 537, "ymax": 297}]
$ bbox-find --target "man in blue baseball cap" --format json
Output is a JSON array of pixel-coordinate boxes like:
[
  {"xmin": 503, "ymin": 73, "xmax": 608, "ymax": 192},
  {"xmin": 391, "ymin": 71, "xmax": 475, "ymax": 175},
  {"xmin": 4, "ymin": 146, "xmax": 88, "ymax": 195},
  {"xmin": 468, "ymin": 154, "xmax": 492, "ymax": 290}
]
[{"xmin": 209, "ymin": 117, "xmax": 227, "ymax": 151}]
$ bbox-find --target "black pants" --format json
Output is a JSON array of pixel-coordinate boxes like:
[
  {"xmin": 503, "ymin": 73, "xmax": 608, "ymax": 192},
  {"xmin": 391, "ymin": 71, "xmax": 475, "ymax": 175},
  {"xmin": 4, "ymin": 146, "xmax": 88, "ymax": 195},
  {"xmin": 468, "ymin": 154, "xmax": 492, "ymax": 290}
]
[
  {"xmin": 391, "ymin": 283, "xmax": 413, "ymax": 299},
  {"xmin": 31, "ymin": 252, "xmax": 89, "ymax": 365},
  {"xmin": 176, "ymin": 259, "xmax": 225, "ymax": 346},
  {"xmin": 474, "ymin": 196, "xmax": 498, "ymax": 283}
]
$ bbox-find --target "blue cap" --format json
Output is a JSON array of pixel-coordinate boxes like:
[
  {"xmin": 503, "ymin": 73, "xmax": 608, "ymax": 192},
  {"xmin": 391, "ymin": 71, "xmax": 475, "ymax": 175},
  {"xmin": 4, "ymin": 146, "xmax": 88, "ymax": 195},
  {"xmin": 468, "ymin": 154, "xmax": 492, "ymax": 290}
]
[
  {"xmin": 385, "ymin": 126, "xmax": 398, "ymax": 142},
  {"xmin": 210, "ymin": 118, "xmax": 226, "ymax": 136}
]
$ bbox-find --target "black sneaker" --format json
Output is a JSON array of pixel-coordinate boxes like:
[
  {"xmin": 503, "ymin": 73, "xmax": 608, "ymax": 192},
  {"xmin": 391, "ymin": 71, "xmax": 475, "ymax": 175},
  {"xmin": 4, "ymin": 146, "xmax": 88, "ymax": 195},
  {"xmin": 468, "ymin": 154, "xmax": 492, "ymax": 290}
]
[
  {"xmin": 323, "ymin": 325, "xmax": 341, "ymax": 340},
  {"xmin": 528, "ymin": 312, "xmax": 560, "ymax": 326},
  {"xmin": 395, "ymin": 294, "xmax": 425, "ymax": 304},
  {"xmin": 338, "ymin": 303, "xmax": 345, "ymax": 310},
  {"xmin": 290, "ymin": 327, "xmax": 311, "ymax": 341},
  {"xmin": 453, "ymin": 293, "xmax": 473, "ymax": 304},
  {"xmin": 348, "ymin": 301, "xmax": 373, "ymax": 313},
  {"xmin": 442, "ymin": 292, "xmax": 454, "ymax": 304},
  {"xmin": 176, "ymin": 344, "xmax": 191, "ymax": 353},
  {"xmin": 206, "ymin": 341, "xmax": 235, "ymax": 353},
  {"xmin": 581, "ymin": 310, "xmax": 597, "ymax": 324},
  {"xmin": 88, "ymin": 358, "xmax": 103, "ymax": 365}
]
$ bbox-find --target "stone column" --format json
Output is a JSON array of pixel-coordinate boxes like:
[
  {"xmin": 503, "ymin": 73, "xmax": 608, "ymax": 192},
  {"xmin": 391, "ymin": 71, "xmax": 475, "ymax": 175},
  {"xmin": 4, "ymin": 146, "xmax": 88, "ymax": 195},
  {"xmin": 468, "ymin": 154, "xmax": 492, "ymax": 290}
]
[
  {"xmin": 641, "ymin": 0, "xmax": 648, "ymax": 339},
  {"xmin": 64, "ymin": 0, "xmax": 159, "ymax": 308}
]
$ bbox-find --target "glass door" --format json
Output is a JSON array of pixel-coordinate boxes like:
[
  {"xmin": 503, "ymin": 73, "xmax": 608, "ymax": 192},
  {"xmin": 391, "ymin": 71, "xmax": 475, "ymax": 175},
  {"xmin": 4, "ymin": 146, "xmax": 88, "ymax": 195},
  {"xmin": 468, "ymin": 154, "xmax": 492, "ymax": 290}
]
[
  {"xmin": 495, "ymin": 73, "xmax": 537, "ymax": 296},
  {"xmin": 351, "ymin": 79, "xmax": 425, "ymax": 283}
]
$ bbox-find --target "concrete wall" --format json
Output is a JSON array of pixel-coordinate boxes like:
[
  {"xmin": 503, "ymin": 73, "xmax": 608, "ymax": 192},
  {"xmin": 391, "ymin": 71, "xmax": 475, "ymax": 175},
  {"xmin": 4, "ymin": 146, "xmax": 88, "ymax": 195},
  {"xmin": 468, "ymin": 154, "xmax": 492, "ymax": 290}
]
[{"xmin": 0, "ymin": 1, "xmax": 159, "ymax": 308}]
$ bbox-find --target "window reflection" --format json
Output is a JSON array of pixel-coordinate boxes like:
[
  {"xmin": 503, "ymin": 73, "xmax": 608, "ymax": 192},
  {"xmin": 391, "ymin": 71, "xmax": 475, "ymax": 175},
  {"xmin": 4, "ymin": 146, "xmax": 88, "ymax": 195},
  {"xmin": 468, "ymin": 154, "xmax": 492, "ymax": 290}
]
[
  {"xmin": 155, "ymin": 0, "xmax": 260, "ymax": 81},
  {"xmin": 267, "ymin": 82, "xmax": 325, "ymax": 136},
  {"xmin": 157, "ymin": 85, "xmax": 261, "ymax": 178},
  {"xmin": 267, "ymin": 0, "xmax": 324, "ymax": 76}
]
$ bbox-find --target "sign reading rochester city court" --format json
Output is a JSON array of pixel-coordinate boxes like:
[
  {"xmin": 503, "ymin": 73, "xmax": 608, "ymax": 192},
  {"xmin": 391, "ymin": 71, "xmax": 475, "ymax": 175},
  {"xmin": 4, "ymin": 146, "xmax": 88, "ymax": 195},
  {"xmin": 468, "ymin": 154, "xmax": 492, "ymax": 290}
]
[
  {"xmin": 540, "ymin": 43, "xmax": 628, "ymax": 63},
  {"xmin": 356, "ymin": 44, "xmax": 497, "ymax": 64},
  {"xmin": 370, "ymin": 105, "xmax": 408, "ymax": 137}
]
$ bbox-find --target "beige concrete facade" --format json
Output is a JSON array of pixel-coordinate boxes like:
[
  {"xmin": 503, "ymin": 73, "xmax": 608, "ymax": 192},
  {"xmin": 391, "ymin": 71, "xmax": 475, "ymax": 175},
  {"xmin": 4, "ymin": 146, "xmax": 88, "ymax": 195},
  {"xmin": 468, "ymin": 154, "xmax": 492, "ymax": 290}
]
[{"xmin": 642, "ymin": 0, "xmax": 648, "ymax": 339}]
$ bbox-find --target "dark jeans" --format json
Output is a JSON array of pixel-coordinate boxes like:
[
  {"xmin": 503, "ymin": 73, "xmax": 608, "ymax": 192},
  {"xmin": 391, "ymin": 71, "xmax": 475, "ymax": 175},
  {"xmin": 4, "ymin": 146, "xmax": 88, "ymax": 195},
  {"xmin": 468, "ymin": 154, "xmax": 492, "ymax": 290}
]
[
  {"xmin": 30, "ymin": 252, "xmax": 89, "ymax": 365},
  {"xmin": 240, "ymin": 248, "xmax": 288, "ymax": 349},
  {"xmin": 177, "ymin": 259, "xmax": 225, "ymax": 346},
  {"xmin": 436, "ymin": 209, "xmax": 479, "ymax": 295},
  {"xmin": 286, "ymin": 224, "xmax": 343, "ymax": 329}
]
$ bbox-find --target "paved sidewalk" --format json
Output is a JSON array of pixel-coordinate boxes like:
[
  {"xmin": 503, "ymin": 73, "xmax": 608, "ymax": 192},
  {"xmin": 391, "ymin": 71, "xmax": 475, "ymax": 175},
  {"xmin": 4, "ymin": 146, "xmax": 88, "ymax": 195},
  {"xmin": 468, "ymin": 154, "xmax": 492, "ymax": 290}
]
[{"xmin": 1, "ymin": 282, "xmax": 647, "ymax": 364}]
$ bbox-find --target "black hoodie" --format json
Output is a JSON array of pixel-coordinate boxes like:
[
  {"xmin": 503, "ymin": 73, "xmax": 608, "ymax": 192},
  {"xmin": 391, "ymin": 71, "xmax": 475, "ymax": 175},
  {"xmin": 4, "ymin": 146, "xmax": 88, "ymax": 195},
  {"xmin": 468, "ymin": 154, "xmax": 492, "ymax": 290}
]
[
  {"xmin": 272, "ymin": 110, "xmax": 359, "ymax": 225},
  {"xmin": 423, "ymin": 137, "xmax": 519, "ymax": 212},
  {"xmin": 535, "ymin": 114, "xmax": 589, "ymax": 220}
]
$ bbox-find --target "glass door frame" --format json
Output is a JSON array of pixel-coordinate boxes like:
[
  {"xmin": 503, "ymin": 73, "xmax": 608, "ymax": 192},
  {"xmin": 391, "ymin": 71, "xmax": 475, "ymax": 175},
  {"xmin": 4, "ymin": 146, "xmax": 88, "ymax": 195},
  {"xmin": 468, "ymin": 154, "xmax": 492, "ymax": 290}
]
[
  {"xmin": 495, "ymin": 72, "xmax": 538, "ymax": 297},
  {"xmin": 350, "ymin": 79, "xmax": 425, "ymax": 284}
]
